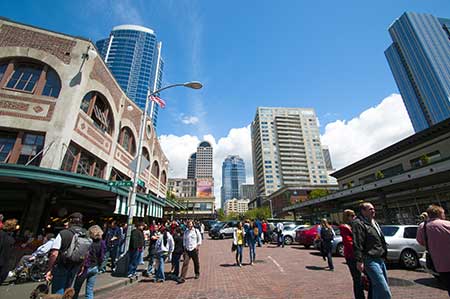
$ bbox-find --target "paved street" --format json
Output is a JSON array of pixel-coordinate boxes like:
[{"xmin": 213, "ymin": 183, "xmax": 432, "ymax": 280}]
[{"xmin": 97, "ymin": 237, "xmax": 448, "ymax": 299}]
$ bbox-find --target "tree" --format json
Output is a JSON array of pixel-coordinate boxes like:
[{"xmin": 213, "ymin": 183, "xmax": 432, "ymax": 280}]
[
  {"xmin": 244, "ymin": 206, "xmax": 271, "ymax": 220},
  {"xmin": 309, "ymin": 189, "xmax": 329, "ymax": 199},
  {"xmin": 166, "ymin": 190, "xmax": 176, "ymax": 201},
  {"xmin": 217, "ymin": 208, "xmax": 226, "ymax": 221},
  {"xmin": 375, "ymin": 170, "xmax": 385, "ymax": 180},
  {"xmin": 420, "ymin": 154, "xmax": 430, "ymax": 165}
]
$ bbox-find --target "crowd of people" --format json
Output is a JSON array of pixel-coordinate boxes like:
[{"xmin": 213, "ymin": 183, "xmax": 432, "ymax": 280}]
[
  {"xmin": 0, "ymin": 202, "xmax": 449, "ymax": 299},
  {"xmin": 0, "ymin": 213, "xmax": 206, "ymax": 297}
]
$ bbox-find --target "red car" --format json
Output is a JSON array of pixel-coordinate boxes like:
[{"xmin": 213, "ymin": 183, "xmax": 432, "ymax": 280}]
[
  {"xmin": 295, "ymin": 224, "xmax": 320, "ymax": 248},
  {"xmin": 295, "ymin": 224, "xmax": 338, "ymax": 248}
]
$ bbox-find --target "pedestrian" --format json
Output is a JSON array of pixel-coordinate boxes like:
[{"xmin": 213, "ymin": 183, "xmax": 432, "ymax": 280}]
[
  {"xmin": 353, "ymin": 202, "xmax": 391, "ymax": 299},
  {"xmin": 261, "ymin": 220, "xmax": 268, "ymax": 244},
  {"xmin": 233, "ymin": 222, "xmax": 245, "ymax": 267},
  {"xmin": 177, "ymin": 220, "xmax": 201, "ymax": 283},
  {"xmin": 0, "ymin": 214, "xmax": 4, "ymax": 230},
  {"xmin": 100, "ymin": 220, "xmax": 121, "ymax": 273},
  {"xmin": 0, "ymin": 219, "xmax": 17, "ymax": 284},
  {"xmin": 339, "ymin": 210, "xmax": 365, "ymax": 299},
  {"xmin": 416, "ymin": 204, "xmax": 450, "ymax": 296},
  {"xmin": 170, "ymin": 227, "xmax": 184, "ymax": 280},
  {"xmin": 200, "ymin": 222, "xmax": 205, "ymax": 240},
  {"xmin": 144, "ymin": 224, "xmax": 159, "ymax": 277},
  {"xmin": 73, "ymin": 225, "xmax": 106, "ymax": 299},
  {"xmin": 276, "ymin": 222, "xmax": 284, "ymax": 247},
  {"xmin": 127, "ymin": 222, "xmax": 145, "ymax": 278},
  {"xmin": 154, "ymin": 227, "xmax": 174, "ymax": 282},
  {"xmin": 16, "ymin": 233, "xmax": 55, "ymax": 271},
  {"xmin": 255, "ymin": 219, "xmax": 263, "ymax": 247},
  {"xmin": 119, "ymin": 223, "xmax": 127, "ymax": 255},
  {"xmin": 247, "ymin": 222, "xmax": 257, "ymax": 265},
  {"xmin": 320, "ymin": 219, "xmax": 335, "ymax": 271},
  {"xmin": 46, "ymin": 212, "xmax": 92, "ymax": 295}
]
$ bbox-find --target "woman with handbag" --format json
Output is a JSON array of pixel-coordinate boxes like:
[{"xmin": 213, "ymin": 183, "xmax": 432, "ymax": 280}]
[{"xmin": 233, "ymin": 222, "xmax": 245, "ymax": 267}]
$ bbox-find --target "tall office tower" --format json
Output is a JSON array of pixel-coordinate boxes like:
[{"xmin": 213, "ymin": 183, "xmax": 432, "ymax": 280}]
[
  {"xmin": 251, "ymin": 107, "xmax": 329, "ymax": 197},
  {"xmin": 187, "ymin": 153, "xmax": 196, "ymax": 179},
  {"xmin": 96, "ymin": 25, "xmax": 164, "ymax": 127},
  {"xmin": 385, "ymin": 12, "xmax": 450, "ymax": 132},
  {"xmin": 322, "ymin": 146, "xmax": 333, "ymax": 171},
  {"xmin": 240, "ymin": 184, "xmax": 256, "ymax": 201},
  {"xmin": 221, "ymin": 155, "xmax": 246, "ymax": 208},
  {"xmin": 195, "ymin": 141, "xmax": 213, "ymax": 178}
]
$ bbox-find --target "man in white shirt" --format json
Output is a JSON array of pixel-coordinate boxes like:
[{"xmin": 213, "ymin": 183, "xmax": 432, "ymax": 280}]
[
  {"xmin": 276, "ymin": 222, "xmax": 284, "ymax": 247},
  {"xmin": 178, "ymin": 220, "xmax": 201, "ymax": 283}
]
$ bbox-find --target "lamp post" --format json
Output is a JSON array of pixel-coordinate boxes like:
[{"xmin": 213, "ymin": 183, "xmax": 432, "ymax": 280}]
[{"xmin": 123, "ymin": 81, "xmax": 202, "ymax": 254}]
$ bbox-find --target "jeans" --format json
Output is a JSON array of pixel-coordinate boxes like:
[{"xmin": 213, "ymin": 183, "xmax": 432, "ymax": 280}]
[
  {"xmin": 322, "ymin": 241, "xmax": 334, "ymax": 270},
  {"xmin": 172, "ymin": 253, "xmax": 181, "ymax": 277},
  {"xmin": 101, "ymin": 245, "xmax": 119, "ymax": 271},
  {"xmin": 147, "ymin": 255, "xmax": 156, "ymax": 274},
  {"xmin": 257, "ymin": 235, "xmax": 262, "ymax": 246},
  {"xmin": 52, "ymin": 263, "xmax": 80, "ymax": 295},
  {"xmin": 364, "ymin": 257, "xmax": 391, "ymax": 299},
  {"xmin": 138, "ymin": 250, "xmax": 144, "ymax": 264},
  {"xmin": 248, "ymin": 241, "xmax": 256, "ymax": 263},
  {"xmin": 235, "ymin": 244, "xmax": 243, "ymax": 265},
  {"xmin": 155, "ymin": 253, "xmax": 167, "ymax": 281},
  {"xmin": 346, "ymin": 258, "xmax": 365, "ymax": 299},
  {"xmin": 277, "ymin": 233, "xmax": 284, "ymax": 247},
  {"xmin": 73, "ymin": 266, "xmax": 98, "ymax": 299},
  {"xmin": 127, "ymin": 249, "xmax": 140, "ymax": 276}
]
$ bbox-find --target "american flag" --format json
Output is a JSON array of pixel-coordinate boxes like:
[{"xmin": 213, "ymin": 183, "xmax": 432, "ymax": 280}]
[{"xmin": 149, "ymin": 95, "xmax": 166, "ymax": 108}]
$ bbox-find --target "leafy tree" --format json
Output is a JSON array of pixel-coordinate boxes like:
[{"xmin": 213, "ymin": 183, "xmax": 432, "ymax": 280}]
[
  {"xmin": 375, "ymin": 170, "xmax": 385, "ymax": 180},
  {"xmin": 244, "ymin": 206, "xmax": 271, "ymax": 220},
  {"xmin": 217, "ymin": 208, "xmax": 226, "ymax": 221},
  {"xmin": 309, "ymin": 189, "xmax": 329, "ymax": 199}
]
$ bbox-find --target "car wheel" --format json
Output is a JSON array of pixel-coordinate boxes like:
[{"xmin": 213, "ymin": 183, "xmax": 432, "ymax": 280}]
[
  {"xmin": 336, "ymin": 243, "xmax": 344, "ymax": 257},
  {"xmin": 219, "ymin": 234, "xmax": 224, "ymax": 240},
  {"xmin": 284, "ymin": 236, "xmax": 293, "ymax": 245},
  {"xmin": 400, "ymin": 249, "xmax": 418, "ymax": 269},
  {"xmin": 304, "ymin": 244, "xmax": 310, "ymax": 249}
]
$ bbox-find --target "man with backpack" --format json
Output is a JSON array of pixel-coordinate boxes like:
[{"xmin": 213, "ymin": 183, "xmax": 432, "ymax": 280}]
[{"xmin": 45, "ymin": 212, "xmax": 92, "ymax": 295}]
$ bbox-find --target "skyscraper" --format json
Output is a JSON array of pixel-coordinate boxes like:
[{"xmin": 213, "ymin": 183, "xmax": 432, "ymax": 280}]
[
  {"xmin": 385, "ymin": 12, "xmax": 450, "ymax": 132},
  {"xmin": 187, "ymin": 153, "xmax": 196, "ymax": 179},
  {"xmin": 221, "ymin": 155, "xmax": 246, "ymax": 208},
  {"xmin": 251, "ymin": 107, "xmax": 329, "ymax": 198},
  {"xmin": 195, "ymin": 141, "xmax": 213, "ymax": 178},
  {"xmin": 322, "ymin": 146, "xmax": 333, "ymax": 171},
  {"xmin": 96, "ymin": 25, "xmax": 164, "ymax": 127}
]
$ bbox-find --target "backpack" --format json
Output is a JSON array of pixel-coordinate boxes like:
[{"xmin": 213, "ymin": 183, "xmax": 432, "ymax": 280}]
[
  {"xmin": 321, "ymin": 227, "xmax": 334, "ymax": 241},
  {"xmin": 62, "ymin": 228, "xmax": 92, "ymax": 264}
]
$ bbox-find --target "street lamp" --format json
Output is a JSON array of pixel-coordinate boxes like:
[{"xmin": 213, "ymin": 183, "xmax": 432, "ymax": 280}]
[{"xmin": 123, "ymin": 81, "xmax": 202, "ymax": 254}]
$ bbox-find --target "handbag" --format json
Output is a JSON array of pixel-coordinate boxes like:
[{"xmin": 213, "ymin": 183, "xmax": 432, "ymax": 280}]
[
  {"xmin": 231, "ymin": 243, "xmax": 237, "ymax": 252},
  {"xmin": 423, "ymin": 221, "xmax": 436, "ymax": 272}
]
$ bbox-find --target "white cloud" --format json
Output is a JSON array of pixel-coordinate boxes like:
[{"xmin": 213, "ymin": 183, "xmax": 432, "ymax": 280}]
[
  {"xmin": 159, "ymin": 126, "xmax": 253, "ymax": 208},
  {"xmin": 321, "ymin": 93, "xmax": 414, "ymax": 170},
  {"xmin": 180, "ymin": 115, "xmax": 200, "ymax": 125}
]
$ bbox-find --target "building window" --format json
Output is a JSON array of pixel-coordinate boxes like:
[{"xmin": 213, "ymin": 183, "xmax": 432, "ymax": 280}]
[
  {"xmin": 60, "ymin": 142, "xmax": 106, "ymax": 178},
  {"xmin": 1, "ymin": 59, "xmax": 61, "ymax": 97},
  {"xmin": 151, "ymin": 160, "xmax": 160, "ymax": 178},
  {"xmin": 0, "ymin": 130, "xmax": 45, "ymax": 166},
  {"xmin": 80, "ymin": 91, "xmax": 114, "ymax": 135},
  {"xmin": 118, "ymin": 127, "xmax": 136, "ymax": 155}
]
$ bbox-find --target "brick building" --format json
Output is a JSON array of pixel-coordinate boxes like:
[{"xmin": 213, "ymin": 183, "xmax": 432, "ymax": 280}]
[{"xmin": 0, "ymin": 18, "xmax": 172, "ymax": 233}]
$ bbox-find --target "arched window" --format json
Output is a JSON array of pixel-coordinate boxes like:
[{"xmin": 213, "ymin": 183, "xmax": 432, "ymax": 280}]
[
  {"xmin": 118, "ymin": 127, "xmax": 136, "ymax": 155},
  {"xmin": 0, "ymin": 59, "xmax": 61, "ymax": 97},
  {"xmin": 80, "ymin": 91, "xmax": 114, "ymax": 135},
  {"xmin": 142, "ymin": 147, "xmax": 150, "ymax": 163},
  {"xmin": 160, "ymin": 170, "xmax": 167, "ymax": 185},
  {"xmin": 151, "ymin": 161, "xmax": 160, "ymax": 178}
]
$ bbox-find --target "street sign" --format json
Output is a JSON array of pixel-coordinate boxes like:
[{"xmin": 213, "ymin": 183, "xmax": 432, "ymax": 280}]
[
  {"xmin": 108, "ymin": 180, "xmax": 133, "ymax": 187},
  {"xmin": 137, "ymin": 179, "xmax": 145, "ymax": 188},
  {"xmin": 129, "ymin": 156, "xmax": 150, "ymax": 175}
]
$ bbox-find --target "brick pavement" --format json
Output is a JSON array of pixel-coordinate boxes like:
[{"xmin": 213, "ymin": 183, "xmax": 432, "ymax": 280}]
[{"xmin": 97, "ymin": 238, "xmax": 448, "ymax": 299}]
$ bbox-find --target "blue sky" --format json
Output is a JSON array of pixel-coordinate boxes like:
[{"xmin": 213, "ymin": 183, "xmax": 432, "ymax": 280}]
[{"xmin": 1, "ymin": 0, "xmax": 449, "ymax": 138}]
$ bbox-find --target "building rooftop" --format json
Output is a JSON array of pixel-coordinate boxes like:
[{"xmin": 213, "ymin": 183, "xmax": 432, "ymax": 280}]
[{"xmin": 112, "ymin": 24, "xmax": 155, "ymax": 34}]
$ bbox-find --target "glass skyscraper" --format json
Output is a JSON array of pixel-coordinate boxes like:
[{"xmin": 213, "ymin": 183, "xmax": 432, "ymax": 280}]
[
  {"xmin": 96, "ymin": 25, "xmax": 164, "ymax": 127},
  {"xmin": 221, "ymin": 155, "xmax": 246, "ymax": 208},
  {"xmin": 385, "ymin": 12, "xmax": 450, "ymax": 132}
]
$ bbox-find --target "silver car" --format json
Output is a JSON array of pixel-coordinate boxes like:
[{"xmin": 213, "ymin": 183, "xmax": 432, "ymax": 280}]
[
  {"xmin": 282, "ymin": 225, "xmax": 308, "ymax": 245},
  {"xmin": 381, "ymin": 225, "xmax": 425, "ymax": 269}
]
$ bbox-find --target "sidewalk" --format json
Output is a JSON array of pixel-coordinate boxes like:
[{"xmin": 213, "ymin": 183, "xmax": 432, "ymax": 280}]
[{"xmin": 0, "ymin": 265, "xmax": 145, "ymax": 299}]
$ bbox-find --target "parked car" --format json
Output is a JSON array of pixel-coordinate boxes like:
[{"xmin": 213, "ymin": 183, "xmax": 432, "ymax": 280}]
[
  {"xmin": 381, "ymin": 225, "xmax": 425, "ymax": 269},
  {"xmin": 313, "ymin": 231, "xmax": 344, "ymax": 257},
  {"xmin": 209, "ymin": 221, "xmax": 239, "ymax": 239},
  {"xmin": 296, "ymin": 224, "xmax": 338, "ymax": 249},
  {"xmin": 208, "ymin": 222, "xmax": 223, "ymax": 238},
  {"xmin": 271, "ymin": 225, "xmax": 308, "ymax": 245},
  {"xmin": 203, "ymin": 220, "xmax": 218, "ymax": 231}
]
